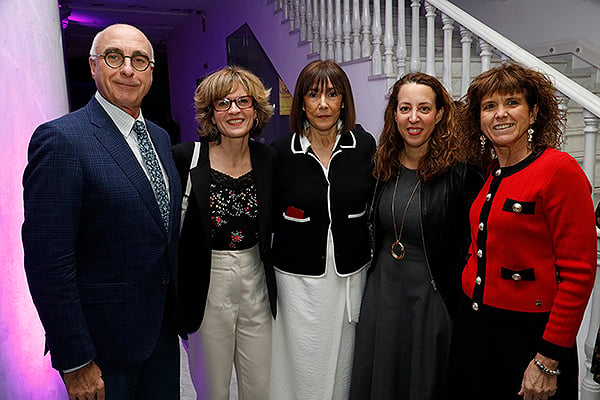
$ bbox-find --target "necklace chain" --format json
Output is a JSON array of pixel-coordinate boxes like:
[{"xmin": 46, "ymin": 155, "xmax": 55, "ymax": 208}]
[{"xmin": 390, "ymin": 173, "xmax": 421, "ymax": 260}]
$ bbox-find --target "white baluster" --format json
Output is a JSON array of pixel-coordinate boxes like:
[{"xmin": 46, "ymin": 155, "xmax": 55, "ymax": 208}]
[
  {"xmin": 583, "ymin": 109, "xmax": 599, "ymax": 195},
  {"xmin": 372, "ymin": 0, "xmax": 383, "ymax": 75},
  {"xmin": 352, "ymin": 0, "xmax": 361, "ymax": 59},
  {"xmin": 361, "ymin": 0, "xmax": 371, "ymax": 58},
  {"xmin": 283, "ymin": 0, "xmax": 289, "ymax": 20},
  {"xmin": 294, "ymin": 0, "xmax": 301, "ymax": 32},
  {"xmin": 299, "ymin": 0, "xmax": 307, "ymax": 41},
  {"xmin": 320, "ymin": 0, "xmax": 327, "ymax": 59},
  {"xmin": 343, "ymin": 0, "xmax": 352, "ymax": 62},
  {"xmin": 396, "ymin": 0, "xmax": 407, "ymax": 79},
  {"xmin": 478, "ymin": 38, "xmax": 492, "ymax": 73},
  {"xmin": 410, "ymin": 0, "xmax": 421, "ymax": 72},
  {"xmin": 441, "ymin": 13, "xmax": 454, "ymax": 94},
  {"xmin": 314, "ymin": 0, "xmax": 321, "ymax": 57},
  {"xmin": 335, "ymin": 0, "xmax": 343, "ymax": 62},
  {"xmin": 459, "ymin": 26, "xmax": 472, "ymax": 97},
  {"xmin": 555, "ymin": 91, "xmax": 570, "ymax": 150},
  {"xmin": 327, "ymin": 0, "xmax": 335, "ymax": 60},
  {"xmin": 580, "ymin": 231, "xmax": 600, "ymax": 400},
  {"xmin": 424, "ymin": 2, "xmax": 436, "ymax": 77},
  {"xmin": 306, "ymin": 0, "xmax": 314, "ymax": 52},
  {"xmin": 383, "ymin": 0, "xmax": 394, "ymax": 76}
]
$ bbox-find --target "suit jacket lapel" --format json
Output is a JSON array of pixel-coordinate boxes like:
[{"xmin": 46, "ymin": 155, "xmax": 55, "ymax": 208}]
[{"xmin": 87, "ymin": 99, "xmax": 166, "ymax": 234}]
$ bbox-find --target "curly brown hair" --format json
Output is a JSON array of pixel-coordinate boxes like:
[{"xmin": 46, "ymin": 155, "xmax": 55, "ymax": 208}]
[
  {"xmin": 194, "ymin": 65, "xmax": 273, "ymax": 142},
  {"xmin": 458, "ymin": 62, "xmax": 565, "ymax": 168},
  {"xmin": 374, "ymin": 72, "xmax": 463, "ymax": 182}
]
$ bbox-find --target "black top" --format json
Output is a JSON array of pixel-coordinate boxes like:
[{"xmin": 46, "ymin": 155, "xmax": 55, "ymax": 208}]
[{"xmin": 209, "ymin": 169, "xmax": 258, "ymax": 250}]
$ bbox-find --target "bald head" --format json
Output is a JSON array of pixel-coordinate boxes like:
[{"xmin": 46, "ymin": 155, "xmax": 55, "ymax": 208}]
[{"xmin": 90, "ymin": 24, "xmax": 154, "ymax": 62}]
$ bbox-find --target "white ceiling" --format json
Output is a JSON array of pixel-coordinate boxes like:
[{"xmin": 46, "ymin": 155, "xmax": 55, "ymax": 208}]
[{"xmin": 59, "ymin": 0, "xmax": 214, "ymax": 57}]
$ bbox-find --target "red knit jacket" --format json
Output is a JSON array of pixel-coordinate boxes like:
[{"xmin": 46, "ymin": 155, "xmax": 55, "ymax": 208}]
[{"xmin": 462, "ymin": 148, "xmax": 596, "ymax": 351}]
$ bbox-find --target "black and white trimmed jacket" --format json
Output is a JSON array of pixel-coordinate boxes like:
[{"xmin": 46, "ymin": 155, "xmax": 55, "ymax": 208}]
[{"xmin": 272, "ymin": 127, "xmax": 376, "ymax": 277}]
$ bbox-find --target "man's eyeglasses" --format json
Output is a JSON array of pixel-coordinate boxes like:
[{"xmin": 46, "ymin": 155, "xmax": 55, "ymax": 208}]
[
  {"xmin": 91, "ymin": 51, "xmax": 154, "ymax": 72},
  {"xmin": 212, "ymin": 96, "xmax": 254, "ymax": 112}
]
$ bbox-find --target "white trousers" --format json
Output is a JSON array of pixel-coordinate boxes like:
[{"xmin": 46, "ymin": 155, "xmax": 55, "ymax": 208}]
[{"xmin": 186, "ymin": 244, "xmax": 272, "ymax": 400}]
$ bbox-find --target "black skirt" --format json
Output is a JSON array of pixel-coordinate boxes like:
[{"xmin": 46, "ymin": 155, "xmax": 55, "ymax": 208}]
[{"xmin": 447, "ymin": 294, "xmax": 579, "ymax": 400}]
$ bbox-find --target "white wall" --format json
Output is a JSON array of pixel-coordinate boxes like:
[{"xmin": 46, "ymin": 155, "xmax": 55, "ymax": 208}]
[
  {"xmin": 0, "ymin": 0, "xmax": 69, "ymax": 398},
  {"xmin": 453, "ymin": 0, "xmax": 600, "ymax": 52}
]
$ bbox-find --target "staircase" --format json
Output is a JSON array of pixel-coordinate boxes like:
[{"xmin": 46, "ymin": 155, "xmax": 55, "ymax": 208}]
[
  {"xmin": 269, "ymin": 0, "xmax": 600, "ymax": 197},
  {"xmin": 268, "ymin": 1, "xmax": 600, "ymax": 398}
]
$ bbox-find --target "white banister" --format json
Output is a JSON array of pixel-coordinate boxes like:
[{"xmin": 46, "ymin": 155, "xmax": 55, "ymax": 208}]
[
  {"xmin": 343, "ymin": 0, "xmax": 352, "ymax": 61},
  {"xmin": 352, "ymin": 0, "xmax": 361, "ymax": 59},
  {"xmin": 361, "ymin": 0, "xmax": 371, "ymax": 58},
  {"xmin": 581, "ymin": 232, "xmax": 600, "ymax": 400},
  {"xmin": 410, "ymin": 0, "xmax": 421, "ymax": 72},
  {"xmin": 441, "ymin": 13, "xmax": 454, "ymax": 94},
  {"xmin": 383, "ymin": 0, "xmax": 394, "ymax": 76},
  {"xmin": 478, "ymin": 38, "xmax": 492, "ymax": 73},
  {"xmin": 335, "ymin": 0, "xmax": 343, "ymax": 62},
  {"xmin": 396, "ymin": 0, "xmax": 407, "ymax": 79},
  {"xmin": 424, "ymin": 2, "xmax": 436, "ymax": 77},
  {"xmin": 583, "ymin": 110, "xmax": 599, "ymax": 198},
  {"xmin": 459, "ymin": 26, "xmax": 472, "ymax": 97},
  {"xmin": 289, "ymin": 0, "xmax": 296, "ymax": 31},
  {"xmin": 327, "ymin": 0, "xmax": 335, "ymax": 59},
  {"xmin": 371, "ymin": 0, "xmax": 383, "ymax": 75},
  {"xmin": 425, "ymin": 0, "xmax": 600, "ymax": 119},
  {"xmin": 283, "ymin": 0, "xmax": 289, "ymax": 20}
]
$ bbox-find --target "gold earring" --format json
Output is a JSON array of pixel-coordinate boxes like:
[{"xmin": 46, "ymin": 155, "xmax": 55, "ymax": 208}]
[{"xmin": 480, "ymin": 135, "xmax": 486, "ymax": 154}]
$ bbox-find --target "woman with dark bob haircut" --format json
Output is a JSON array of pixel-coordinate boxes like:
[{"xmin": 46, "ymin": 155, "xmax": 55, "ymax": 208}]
[
  {"xmin": 448, "ymin": 62, "xmax": 596, "ymax": 400},
  {"xmin": 270, "ymin": 60, "xmax": 376, "ymax": 399},
  {"xmin": 173, "ymin": 65, "xmax": 277, "ymax": 400},
  {"xmin": 350, "ymin": 72, "xmax": 483, "ymax": 400}
]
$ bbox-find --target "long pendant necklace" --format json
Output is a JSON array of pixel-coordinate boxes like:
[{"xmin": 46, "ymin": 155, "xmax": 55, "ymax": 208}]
[{"xmin": 390, "ymin": 173, "xmax": 421, "ymax": 260}]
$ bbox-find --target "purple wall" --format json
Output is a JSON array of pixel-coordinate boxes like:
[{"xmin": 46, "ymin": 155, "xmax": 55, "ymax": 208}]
[{"xmin": 167, "ymin": 1, "xmax": 388, "ymax": 143}]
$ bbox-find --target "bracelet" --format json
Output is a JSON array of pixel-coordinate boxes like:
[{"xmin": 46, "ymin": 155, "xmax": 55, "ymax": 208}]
[{"xmin": 533, "ymin": 358, "xmax": 561, "ymax": 376}]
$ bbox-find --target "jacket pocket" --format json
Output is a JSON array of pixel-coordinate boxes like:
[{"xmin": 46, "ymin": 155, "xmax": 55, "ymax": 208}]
[
  {"xmin": 348, "ymin": 208, "xmax": 367, "ymax": 219},
  {"xmin": 282, "ymin": 212, "xmax": 311, "ymax": 223},
  {"xmin": 500, "ymin": 267, "xmax": 536, "ymax": 282},
  {"xmin": 502, "ymin": 198, "xmax": 536, "ymax": 215},
  {"xmin": 78, "ymin": 282, "xmax": 129, "ymax": 304}
]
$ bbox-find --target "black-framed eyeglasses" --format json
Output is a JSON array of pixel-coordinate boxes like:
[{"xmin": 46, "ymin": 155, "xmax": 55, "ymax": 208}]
[
  {"xmin": 212, "ymin": 96, "xmax": 254, "ymax": 112},
  {"xmin": 91, "ymin": 51, "xmax": 154, "ymax": 72}
]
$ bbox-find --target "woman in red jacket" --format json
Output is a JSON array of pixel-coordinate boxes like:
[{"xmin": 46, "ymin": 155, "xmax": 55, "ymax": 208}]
[{"xmin": 449, "ymin": 62, "xmax": 597, "ymax": 400}]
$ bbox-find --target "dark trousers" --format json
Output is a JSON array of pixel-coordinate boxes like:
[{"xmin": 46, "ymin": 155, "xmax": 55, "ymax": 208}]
[{"xmin": 98, "ymin": 308, "xmax": 180, "ymax": 400}]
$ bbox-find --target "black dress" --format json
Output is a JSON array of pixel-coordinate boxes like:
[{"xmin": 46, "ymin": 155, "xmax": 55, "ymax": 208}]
[{"xmin": 350, "ymin": 168, "xmax": 452, "ymax": 400}]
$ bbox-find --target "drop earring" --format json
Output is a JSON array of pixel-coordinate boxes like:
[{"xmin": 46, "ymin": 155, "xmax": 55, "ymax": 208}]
[
  {"xmin": 480, "ymin": 135, "xmax": 486, "ymax": 154},
  {"xmin": 527, "ymin": 127, "xmax": 534, "ymax": 149}
]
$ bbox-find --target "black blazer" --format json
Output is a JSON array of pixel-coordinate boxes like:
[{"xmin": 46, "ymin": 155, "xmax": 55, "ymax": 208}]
[
  {"xmin": 173, "ymin": 139, "xmax": 277, "ymax": 334},
  {"xmin": 272, "ymin": 128, "xmax": 376, "ymax": 276}
]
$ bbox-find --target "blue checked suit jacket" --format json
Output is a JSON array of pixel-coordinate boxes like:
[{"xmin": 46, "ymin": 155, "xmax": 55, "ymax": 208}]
[{"xmin": 22, "ymin": 97, "xmax": 182, "ymax": 371}]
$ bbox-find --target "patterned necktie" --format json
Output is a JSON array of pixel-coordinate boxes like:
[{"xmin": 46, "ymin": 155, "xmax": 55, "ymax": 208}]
[{"xmin": 133, "ymin": 120, "xmax": 170, "ymax": 230}]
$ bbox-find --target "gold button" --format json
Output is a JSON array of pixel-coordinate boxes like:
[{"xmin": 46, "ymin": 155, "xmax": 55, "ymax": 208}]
[
  {"xmin": 486, "ymin": 193, "xmax": 492, "ymax": 201},
  {"xmin": 495, "ymin": 169, "xmax": 501, "ymax": 177},
  {"xmin": 512, "ymin": 203, "xmax": 522, "ymax": 213},
  {"xmin": 475, "ymin": 276, "xmax": 482, "ymax": 285},
  {"xmin": 511, "ymin": 273, "xmax": 522, "ymax": 281},
  {"xmin": 472, "ymin": 302, "xmax": 479, "ymax": 311},
  {"xmin": 478, "ymin": 222, "xmax": 484, "ymax": 231},
  {"xmin": 477, "ymin": 249, "xmax": 483, "ymax": 258},
  {"xmin": 535, "ymin": 300, "xmax": 542, "ymax": 307}
]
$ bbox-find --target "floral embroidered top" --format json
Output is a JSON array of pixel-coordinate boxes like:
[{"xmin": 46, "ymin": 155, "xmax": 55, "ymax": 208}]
[{"xmin": 209, "ymin": 168, "xmax": 258, "ymax": 250}]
